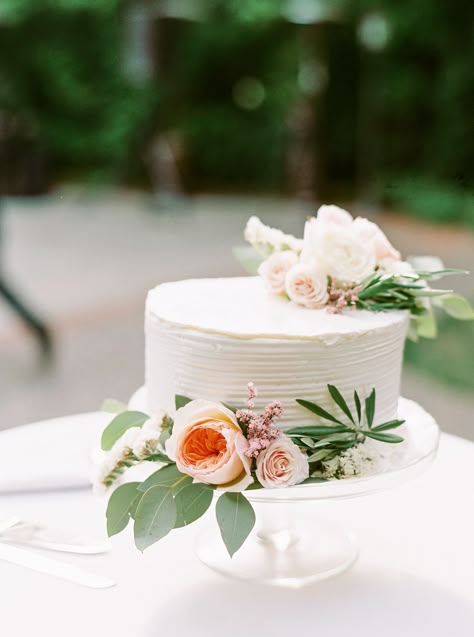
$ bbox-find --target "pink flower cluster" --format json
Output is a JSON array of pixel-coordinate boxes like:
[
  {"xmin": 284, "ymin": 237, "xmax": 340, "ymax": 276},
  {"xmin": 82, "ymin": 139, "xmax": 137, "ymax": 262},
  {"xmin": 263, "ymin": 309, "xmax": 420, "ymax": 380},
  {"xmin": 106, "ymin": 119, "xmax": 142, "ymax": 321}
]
[
  {"xmin": 327, "ymin": 281, "xmax": 363, "ymax": 314},
  {"xmin": 237, "ymin": 382, "xmax": 282, "ymax": 458}
]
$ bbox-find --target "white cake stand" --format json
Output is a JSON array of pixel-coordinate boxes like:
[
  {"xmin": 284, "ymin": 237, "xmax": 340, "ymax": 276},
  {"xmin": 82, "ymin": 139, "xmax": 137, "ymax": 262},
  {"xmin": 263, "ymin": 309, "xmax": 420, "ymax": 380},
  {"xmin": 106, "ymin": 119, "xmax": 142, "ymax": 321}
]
[{"xmin": 130, "ymin": 390, "xmax": 440, "ymax": 588}]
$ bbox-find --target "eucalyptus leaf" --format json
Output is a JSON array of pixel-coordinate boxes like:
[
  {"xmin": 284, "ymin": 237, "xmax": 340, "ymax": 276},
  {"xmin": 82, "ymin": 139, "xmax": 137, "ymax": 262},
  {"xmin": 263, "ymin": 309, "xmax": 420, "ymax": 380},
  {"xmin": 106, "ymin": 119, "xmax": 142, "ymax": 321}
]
[
  {"xmin": 365, "ymin": 389, "xmax": 376, "ymax": 428},
  {"xmin": 174, "ymin": 483, "xmax": 213, "ymax": 528},
  {"xmin": 216, "ymin": 492, "xmax": 256, "ymax": 557},
  {"xmin": 106, "ymin": 482, "xmax": 142, "ymax": 537},
  {"xmin": 134, "ymin": 486, "xmax": 177, "ymax": 551},
  {"xmin": 101, "ymin": 398, "xmax": 128, "ymax": 414},
  {"xmin": 414, "ymin": 308, "xmax": 437, "ymax": 339},
  {"xmin": 295, "ymin": 399, "xmax": 344, "ymax": 425},
  {"xmin": 175, "ymin": 395, "xmax": 193, "ymax": 410},
  {"xmin": 145, "ymin": 452, "xmax": 173, "ymax": 464},
  {"xmin": 138, "ymin": 464, "xmax": 187, "ymax": 492},
  {"xmin": 364, "ymin": 431, "xmax": 404, "ymax": 443},
  {"xmin": 327, "ymin": 384, "xmax": 355, "ymax": 424},
  {"xmin": 101, "ymin": 411, "xmax": 149, "ymax": 451},
  {"xmin": 437, "ymin": 294, "xmax": 474, "ymax": 320}
]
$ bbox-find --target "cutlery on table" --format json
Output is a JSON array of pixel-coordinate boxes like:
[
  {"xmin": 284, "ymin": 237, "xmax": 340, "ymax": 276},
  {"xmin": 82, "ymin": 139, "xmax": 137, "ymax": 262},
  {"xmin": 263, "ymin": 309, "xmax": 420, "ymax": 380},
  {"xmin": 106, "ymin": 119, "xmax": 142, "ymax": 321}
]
[
  {"xmin": 0, "ymin": 519, "xmax": 111, "ymax": 555},
  {"xmin": 0, "ymin": 542, "xmax": 115, "ymax": 588}
]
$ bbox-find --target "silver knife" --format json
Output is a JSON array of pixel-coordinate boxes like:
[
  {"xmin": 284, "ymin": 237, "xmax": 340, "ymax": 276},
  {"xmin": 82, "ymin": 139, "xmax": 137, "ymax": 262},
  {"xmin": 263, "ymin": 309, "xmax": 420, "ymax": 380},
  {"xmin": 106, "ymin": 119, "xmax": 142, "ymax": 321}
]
[{"xmin": 0, "ymin": 543, "xmax": 116, "ymax": 588}]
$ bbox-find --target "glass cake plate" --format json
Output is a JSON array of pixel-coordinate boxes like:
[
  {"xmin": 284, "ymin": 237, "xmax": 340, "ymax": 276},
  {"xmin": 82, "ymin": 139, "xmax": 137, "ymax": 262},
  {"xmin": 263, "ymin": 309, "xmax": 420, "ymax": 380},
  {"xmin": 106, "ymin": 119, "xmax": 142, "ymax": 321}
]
[{"xmin": 129, "ymin": 389, "xmax": 440, "ymax": 587}]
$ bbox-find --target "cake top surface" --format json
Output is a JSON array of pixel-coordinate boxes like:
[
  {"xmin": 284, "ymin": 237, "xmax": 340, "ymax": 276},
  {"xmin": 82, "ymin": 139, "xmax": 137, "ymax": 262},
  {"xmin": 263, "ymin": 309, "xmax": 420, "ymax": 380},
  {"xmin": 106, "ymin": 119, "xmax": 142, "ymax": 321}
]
[{"xmin": 147, "ymin": 277, "xmax": 408, "ymax": 340}]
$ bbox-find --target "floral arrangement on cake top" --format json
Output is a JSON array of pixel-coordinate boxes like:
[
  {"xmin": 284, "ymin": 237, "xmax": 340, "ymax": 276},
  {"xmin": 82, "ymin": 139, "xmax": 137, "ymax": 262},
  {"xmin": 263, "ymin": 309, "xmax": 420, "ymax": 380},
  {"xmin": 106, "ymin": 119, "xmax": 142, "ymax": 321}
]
[
  {"xmin": 98, "ymin": 382, "xmax": 406, "ymax": 557},
  {"xmin": 243, "ymin": 205, "xmax": 474, "ymax": 338}
]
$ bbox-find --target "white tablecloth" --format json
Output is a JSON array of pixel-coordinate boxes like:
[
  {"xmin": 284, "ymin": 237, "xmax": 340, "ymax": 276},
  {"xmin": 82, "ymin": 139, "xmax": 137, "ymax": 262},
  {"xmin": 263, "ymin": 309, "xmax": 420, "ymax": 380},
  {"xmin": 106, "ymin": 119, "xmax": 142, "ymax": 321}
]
[{"xmin": 0, "ymin": 412, "xmax": 473, "ymax": 637}]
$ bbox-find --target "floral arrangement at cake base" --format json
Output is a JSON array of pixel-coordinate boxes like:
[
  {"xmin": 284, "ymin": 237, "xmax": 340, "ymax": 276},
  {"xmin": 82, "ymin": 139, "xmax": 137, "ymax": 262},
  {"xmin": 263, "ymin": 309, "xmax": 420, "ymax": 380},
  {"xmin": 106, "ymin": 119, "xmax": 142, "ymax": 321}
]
[{"xmin": 97, "ymin": 383, "xmax": 407, "ymax": 557}]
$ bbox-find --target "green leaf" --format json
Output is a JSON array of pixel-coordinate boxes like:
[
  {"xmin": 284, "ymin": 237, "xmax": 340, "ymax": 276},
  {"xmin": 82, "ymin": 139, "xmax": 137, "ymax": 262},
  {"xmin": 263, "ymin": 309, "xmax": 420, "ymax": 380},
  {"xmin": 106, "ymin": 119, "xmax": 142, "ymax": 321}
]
[
  {"xmin": 371, "ymin": 419, "xmax": 405, "ymax": 432},
  {"xmin": 101, "ymin": 398, "xmax": 128, "ymax": 414},
  {"xmin": 354, "ymin": 390, "xmax": 362, "ymax": 423},
  {"xmin": 101, "ymin": 411, "xmax": 149, "ymax": 451},
  {"xmin": 301, "ymin": 476, "xmax": 328, "ymax": 484},
  {"xmin": 145, "ymin": 452, "xmax": 172, "ymax": 464},
  {"xmin": 286, "ymin": 424, "xmax": 350, "ymax": 437},
  {"xmin": 300, "ymin": 437, "xmax": 316, "ymax": 448},
  {"xmin": 414, "ymin": 308, "xmax": 438, "ymax": 339},
  {"xmin": 175, "ymin": 395, "xmax": 193, "ymax": 410},
  {"xmin": 364, "ymin": 431, "xmax": 404, "ymax": 443},
  {"xmin": 174, "ymin": 483, "xmax": 214, "ymax": 528},
  {"xmin": 365, "ymin": 389, "xmax": 376, "ymax": 428},
  {"xmin": 216, "ymin": 492, "xmax": 256, "ymax": 557},
  {"xmin": 414, "ymin": 268, "xmax": 468, "ymax": 280},
  {"xmin": 138, "ymin": 464, "xmax": 186, "ymax": 492},
  {"xmin": 134, "ymin": 486, "xmax": 177, "ymax": 551},
  {"xmin": 437, "ymin": 294, "xmax": 474, "ymax": 320},
  {"xmin": 307, "ymin": 448, "xmax": 337, "ymax": 462},
  {"xmin": 327, "ymin": 384, "xmax": 355, "ymax": 424},
  {"xmin": 106, "ymin": 482, "xmax": 142, "ymax": 537},
  {"xmin": 295, "ymin": 399, "xmax": 344, "ymax": 425},
  {"xmin": 310, "ymin": 432, "xmax": 355, "ymax": 449},
  {"xmin": 233, "ymin": 245, "xmax": 264, "ymax": 275}
]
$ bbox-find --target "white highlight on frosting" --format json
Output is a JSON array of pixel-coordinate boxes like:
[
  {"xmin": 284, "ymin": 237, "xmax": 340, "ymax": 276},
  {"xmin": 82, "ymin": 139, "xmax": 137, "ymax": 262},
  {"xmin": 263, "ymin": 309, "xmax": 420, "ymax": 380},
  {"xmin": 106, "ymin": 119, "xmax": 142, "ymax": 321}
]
[{"xmin": 144, "ymin": 277, "xmax": 409, "ymax": 430}]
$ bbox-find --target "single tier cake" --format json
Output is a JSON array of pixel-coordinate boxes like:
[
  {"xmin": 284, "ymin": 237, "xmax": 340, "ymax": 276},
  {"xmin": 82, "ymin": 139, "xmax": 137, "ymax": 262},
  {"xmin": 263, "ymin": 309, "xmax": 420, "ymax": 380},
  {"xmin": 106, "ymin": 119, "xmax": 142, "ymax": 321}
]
[{"xmin": 145, "ymin": 276, "xmax": 409, "ymax": 429}]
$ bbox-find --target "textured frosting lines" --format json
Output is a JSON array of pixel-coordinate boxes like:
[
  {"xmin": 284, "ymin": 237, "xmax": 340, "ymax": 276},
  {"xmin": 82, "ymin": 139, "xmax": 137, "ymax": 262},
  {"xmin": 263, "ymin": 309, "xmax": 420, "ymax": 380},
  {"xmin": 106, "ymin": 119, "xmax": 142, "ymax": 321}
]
[{"xmin": 145, "ymin": 304, "xmax": 409, "ymax": 430}]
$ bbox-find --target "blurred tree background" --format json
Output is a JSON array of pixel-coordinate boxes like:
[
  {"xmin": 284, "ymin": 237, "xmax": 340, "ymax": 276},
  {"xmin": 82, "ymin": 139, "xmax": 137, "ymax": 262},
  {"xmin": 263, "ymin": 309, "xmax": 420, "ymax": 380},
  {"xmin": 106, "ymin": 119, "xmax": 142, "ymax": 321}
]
[{"xmin": 0, "ymin": 0, "xmax": 472, "ymax": 222}]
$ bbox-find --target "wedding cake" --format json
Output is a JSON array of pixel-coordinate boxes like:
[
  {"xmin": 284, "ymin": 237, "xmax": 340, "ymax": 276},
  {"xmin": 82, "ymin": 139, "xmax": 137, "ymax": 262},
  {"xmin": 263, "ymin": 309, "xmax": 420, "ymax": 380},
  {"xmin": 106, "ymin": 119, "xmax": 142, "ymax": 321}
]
[
  {"xmin": 98, "ymin": 204, "xmax": 469, "ymax": 559},
  {"xmin": 144, "ymin": 276, "xmax": 408, "ymax": 429}
]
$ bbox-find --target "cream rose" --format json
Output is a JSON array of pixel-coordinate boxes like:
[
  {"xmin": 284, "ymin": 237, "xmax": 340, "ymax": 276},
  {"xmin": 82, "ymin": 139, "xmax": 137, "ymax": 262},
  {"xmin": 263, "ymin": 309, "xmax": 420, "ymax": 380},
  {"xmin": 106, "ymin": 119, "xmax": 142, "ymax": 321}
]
[
  {"xmin": 316, "ymin": 204, "xmax": 353, "ymax": 226},
  {"xmin": 353, "ymin": 217, "xmax": 400, "ymax": 262},
  {"xmin": 166, "ymin": 400, "xmax": 253, "ymax": 491},
  {"xmin": 244, "ymin": 216, "xmax": 303, "ymax": 255},
  {"xmin": 304, "ymin": 221, "xmax": 376, "ymax": 283},
  {"xmin": 258, "ymin": 250, "xmax": 298, "ymax": 294},
  {"xmin": 285, "ymin": 262, "xmax": 329, "ymax": 309},
  {"xmin": 256, "ymin": 436, "xmax": 309, "ymax": 488},
  {"xmin": 379, "ymin": 257, "xmax": 416, "ymax": 278}
]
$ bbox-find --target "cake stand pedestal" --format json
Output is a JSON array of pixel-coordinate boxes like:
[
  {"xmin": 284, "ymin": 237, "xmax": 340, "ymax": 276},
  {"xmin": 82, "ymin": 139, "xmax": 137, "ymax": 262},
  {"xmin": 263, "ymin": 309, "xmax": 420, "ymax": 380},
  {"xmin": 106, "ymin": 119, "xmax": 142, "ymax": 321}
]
[
  {"xmin": 196, "ymin": 397, "xmax": 440, "ymax": 588},
  {"xmin": 197, "ymin": 501, "xmax": 358, "ymax": 588}
]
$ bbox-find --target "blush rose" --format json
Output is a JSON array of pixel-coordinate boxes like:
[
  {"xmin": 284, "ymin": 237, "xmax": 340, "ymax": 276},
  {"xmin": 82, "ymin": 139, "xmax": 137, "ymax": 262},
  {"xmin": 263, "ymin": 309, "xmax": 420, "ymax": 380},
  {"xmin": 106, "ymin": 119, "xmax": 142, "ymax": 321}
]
[
  {"xmin": 258, "ymin": 250, "xmax": 299, "ymax": 295},
  {"xmin": 256, "ymin": 436, "xmax": 309, "ymax": 488},
  {"xmin": 285, "ymin": 262, "xmax": 329, "ymax": 309}
]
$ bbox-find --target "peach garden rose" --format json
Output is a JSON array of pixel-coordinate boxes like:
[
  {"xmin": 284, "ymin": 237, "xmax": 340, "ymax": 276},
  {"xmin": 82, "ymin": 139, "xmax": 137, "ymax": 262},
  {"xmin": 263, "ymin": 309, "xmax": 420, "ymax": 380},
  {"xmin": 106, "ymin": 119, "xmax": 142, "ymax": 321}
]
[{"xmin": 166, "ymin": 399, "xmax": 253, "ymax": 491}]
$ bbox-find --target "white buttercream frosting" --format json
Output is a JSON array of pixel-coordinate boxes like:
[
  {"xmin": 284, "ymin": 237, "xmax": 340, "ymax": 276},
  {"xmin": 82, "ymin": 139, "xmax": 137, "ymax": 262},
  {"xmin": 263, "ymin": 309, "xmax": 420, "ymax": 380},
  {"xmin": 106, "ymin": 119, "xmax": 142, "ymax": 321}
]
[{"xmin": 144, "ymin": 277, "xmax": 409, "ymax": 430}]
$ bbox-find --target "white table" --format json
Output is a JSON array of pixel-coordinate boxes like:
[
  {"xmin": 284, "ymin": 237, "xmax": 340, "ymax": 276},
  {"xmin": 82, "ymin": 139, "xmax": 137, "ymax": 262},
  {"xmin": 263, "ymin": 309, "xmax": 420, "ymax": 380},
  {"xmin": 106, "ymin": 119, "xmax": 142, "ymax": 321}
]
[{"xmin": 1, "ymin": 413, "xmax": 474, "ymax": 637}]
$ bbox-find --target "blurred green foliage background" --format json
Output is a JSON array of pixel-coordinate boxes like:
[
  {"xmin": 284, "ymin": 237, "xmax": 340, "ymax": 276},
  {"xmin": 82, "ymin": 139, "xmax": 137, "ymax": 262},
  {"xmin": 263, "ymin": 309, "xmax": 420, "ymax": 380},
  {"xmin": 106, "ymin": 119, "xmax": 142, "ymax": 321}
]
[{"xmin": 0, "ymin": 0, "xmax": 472, "ymax": 223}]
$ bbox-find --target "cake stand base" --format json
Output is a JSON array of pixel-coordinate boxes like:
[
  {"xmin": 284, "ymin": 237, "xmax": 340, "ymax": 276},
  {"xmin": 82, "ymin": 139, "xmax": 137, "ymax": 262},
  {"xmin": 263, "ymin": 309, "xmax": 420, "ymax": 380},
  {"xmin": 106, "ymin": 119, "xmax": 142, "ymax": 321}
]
[{"xmin": 196, "ymin": 501, "xmax": 358, "ymax": 588}]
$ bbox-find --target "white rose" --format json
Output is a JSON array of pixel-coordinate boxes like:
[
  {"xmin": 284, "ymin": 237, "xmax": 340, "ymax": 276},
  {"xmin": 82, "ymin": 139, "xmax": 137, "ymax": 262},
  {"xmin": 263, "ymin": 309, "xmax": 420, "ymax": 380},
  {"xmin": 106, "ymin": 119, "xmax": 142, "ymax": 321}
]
[
  {"xmin": 258, "ymin": 250, "xmax": 298, "ymax": 294},
  {"xmin": 316, "ymin": 204, "xmax": 353, "ymax": 226},
  {"xmin": 256, "ymin": 436, "xmax": 309, "ymax": 488},
  {"xmin": 353, "ymin": 217, "xmax": 400, "ymax": 263},
  {"xmin": 285, "ymin": 262, "xmax": 329, "ymax": 309},
  {"xmin": 379, "ymin": 258, "xmax": 416, "ymax": 278},
  {"xmin": 304, "ymin": 221, "xmax": 376, "ymax": 283},
  {"xmin": 244, "ymin": 216, "xmax": 303, "ymax": 256}
]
